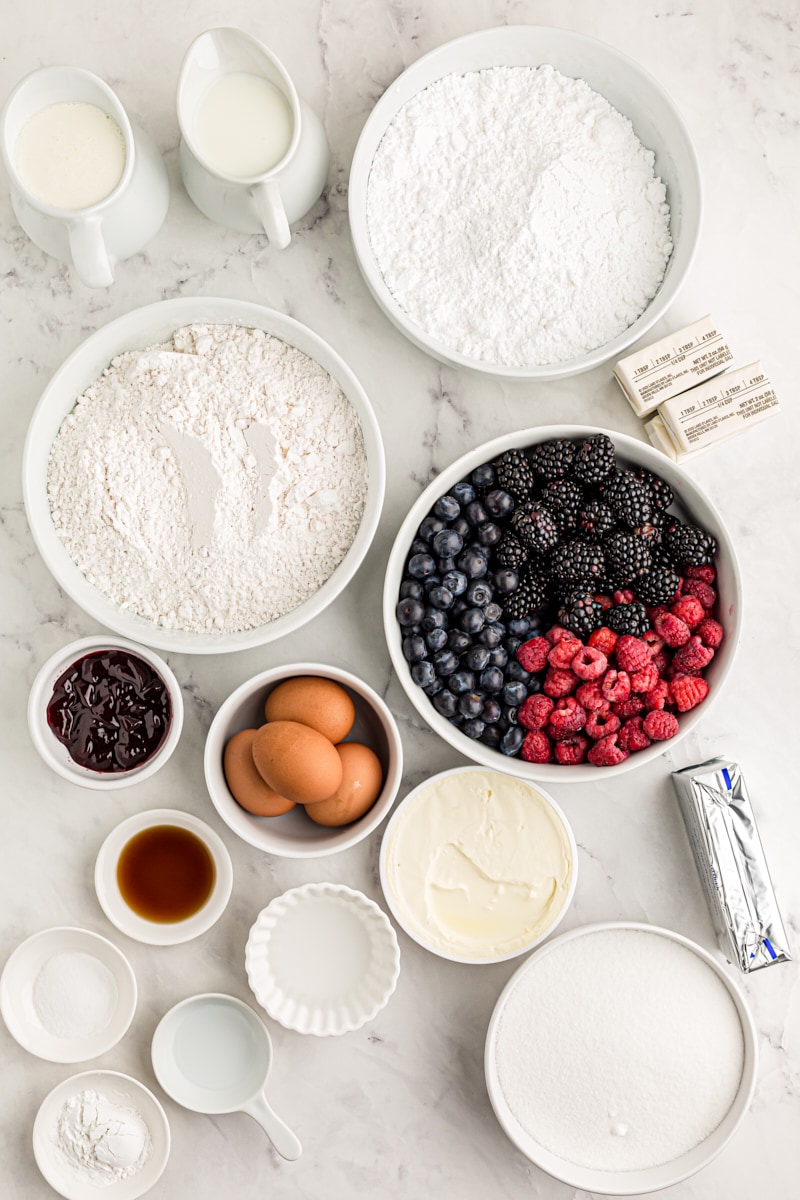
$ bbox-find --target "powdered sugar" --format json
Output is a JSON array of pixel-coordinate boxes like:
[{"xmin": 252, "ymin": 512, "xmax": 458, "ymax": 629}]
[
  {"xmin": 55, "ymin": 1089, "xmax": 151, "ymax": 1185},
  {"xmin": 367, "ymin": 65, "xmax": 673, "ymax": 366},
  {"xmin": 47, "ymin": 324, "xmax": 368, "ymax": 634}
]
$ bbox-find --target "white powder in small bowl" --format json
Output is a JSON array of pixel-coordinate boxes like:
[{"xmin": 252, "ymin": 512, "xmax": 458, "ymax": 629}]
[
  {"xmin": 33, "ymin": 951, "xmax": 118, "ymax": 1041},
  {"xmin": 494, "ymin": 928, "xmax": 745, "ymax": 1171}
]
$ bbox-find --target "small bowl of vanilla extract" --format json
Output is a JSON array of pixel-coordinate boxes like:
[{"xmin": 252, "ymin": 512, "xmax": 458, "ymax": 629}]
[{"xmin": 95, "ymin": 809, "xmax": 233, "ymax": 945}]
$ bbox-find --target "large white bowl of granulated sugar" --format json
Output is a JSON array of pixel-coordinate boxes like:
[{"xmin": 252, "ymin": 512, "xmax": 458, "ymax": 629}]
[
  {"xmin": 485, "ymin": 922, "xmax": 758, "ymax": 1193},
  {"xmin": 349, "ymin": 26, "xmax": 701, "ymax": 380}
]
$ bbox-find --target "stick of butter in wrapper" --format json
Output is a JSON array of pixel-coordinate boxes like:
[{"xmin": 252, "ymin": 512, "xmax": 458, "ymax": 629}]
[{"xmin": 672, "ymin": 758, "xmax": 791, "ymax": 972}]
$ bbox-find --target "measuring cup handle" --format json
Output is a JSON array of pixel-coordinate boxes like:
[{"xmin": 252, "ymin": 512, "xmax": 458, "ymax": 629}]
[
  {"xmin": 241, "ymin": 1093, "xmax": 302, "ymax": 1161},
  {"xmin": 68, "ymin": 216, "xmax": 115, "ymax": 288},
  {"xmin": 251, "ymin": 179, "xmax": 291, "ymax": 249}
]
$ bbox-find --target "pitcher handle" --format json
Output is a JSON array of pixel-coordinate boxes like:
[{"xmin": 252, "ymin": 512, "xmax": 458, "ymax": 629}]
[
  {"xmin": 68, "ymin": 216, "xmax": 115, "ymax": 288},
  {"xmin": 240, "ymin": 1092, "xmax": 302, "ymax": 1161},
  {"xmin": 251, "ymin": 179, "xmax": 291, "ymax": 249}
]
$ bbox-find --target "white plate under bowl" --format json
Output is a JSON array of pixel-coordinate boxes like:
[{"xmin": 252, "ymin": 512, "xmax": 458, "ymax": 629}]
[
  {"xmin": 383, "ymin": 425, "xmax": 742, "ymax": 783},
  {"xmin": 245, "ymin": 883, "xmax": 401, "ymax": 1035},
  {"xmin": 94, "ymin": 809, "xmax": 233, "ymax": 945},
  {"xmin": 0, "ymin": 926, "xmax": 136, "ymax": 1063},
  {"xmin": 349, "ymin": 25, "xmax": 701, "ymax": 379},
  {"xmin": 484, "ymin": 922, "xmax": 758, "ymax": 1194},
  {"xmin": 32, "ymin": 1069, "xmax": 170, "ymax": 1200},
  {"xmin": 22, "ymin": 296, "xmax": 385, "ymax": 654}
]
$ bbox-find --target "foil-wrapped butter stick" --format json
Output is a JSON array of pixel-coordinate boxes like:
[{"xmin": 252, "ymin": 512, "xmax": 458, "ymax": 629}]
[{"xmin": 672, "ymin": 758, "xmax": 791, "ymax": 972}]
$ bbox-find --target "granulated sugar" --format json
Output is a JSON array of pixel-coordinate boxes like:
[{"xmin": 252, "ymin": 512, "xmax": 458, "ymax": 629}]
[
  {"xmin": 367, "ymin": 65, "xmax": 672, "ymax": 367},
  {"xmin": 494, "ymin": 928, "xmax": 744, "ymax": 1171}
]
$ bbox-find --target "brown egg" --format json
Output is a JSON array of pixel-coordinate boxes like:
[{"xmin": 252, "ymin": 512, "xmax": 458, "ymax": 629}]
[
  {"xmin": 264, "ymin": 677, "xmax": 355, "ymax": 744},
  {"xmin": 306, "ymin": 742, "xmax": 384, "ymax": 827},
  {"xmin": 252, "ymin": 720, "xmax": 343, "ymax": 805},
  {"xmin": 223, "ymin": 729, "xmax": 296, "ymax": 817}
]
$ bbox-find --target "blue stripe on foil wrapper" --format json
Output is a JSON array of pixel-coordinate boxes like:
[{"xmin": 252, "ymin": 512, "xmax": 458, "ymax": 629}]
[
  {"xmin": 721, "ymin": 767, "xmax": 732, "ymax": 790},
  {"xmin": 764, "ymin": 939, "xmax": 778, "ymax": 960}
]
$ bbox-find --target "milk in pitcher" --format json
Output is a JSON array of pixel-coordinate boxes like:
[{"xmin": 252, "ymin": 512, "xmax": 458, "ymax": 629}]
[{"xmin": 194, "ymin": 72, "xmax": 293, "ymax": 178}]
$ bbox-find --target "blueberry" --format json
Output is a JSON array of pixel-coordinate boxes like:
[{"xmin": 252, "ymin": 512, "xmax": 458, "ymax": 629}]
[
  {"xmin": 432, "ymin": 529, "xmax": 464, "ymax": 560},
  {"xmin": 471, "ymin": 463, "xmax": 496, "ymax": 491},
  {"xmin": 434, "ymin": 494, "xmax": 460, "ymax": 521},
  {"xmin": 478, "ymin": 622, "xmax": 504, "ymax": 649},
  {"xmin": 504, "ymin": 635, "xmax": 522, "ymax": 657},
  {"xmin": 501, "ymin": 726, "xmax": 525, "ymax": 756},
  {"xmin": 425, "ymin": 627, "xmax": 448, "ymax": 652},
  {"xmin": 423, "ymin": 575, "xmax": 443, "ymax": 593},
  {"xmin": 527, "ymin": 676, "xmax": 543, "ymax": 695},
  {"xmin": 433, "ymin": 689, "xmax": 458, "ymax": 718},
  {"xmin": 411, "ymin": 661, "xmax": 435, "ymax": 688},
  {"xmin": 503, "ymin": 681, "xmax": 527, "ymax": 707},
  {"xmin": 450, "ymin": 480, "xmax": 476, "ymax": 507},
  {"xmin": 482, "ymin": 698, "xmax": 502, "ymax": 724},
  {"xmin": 484, "ymin": 489, "xmax": 515, "ymax": 518},
  {"xmin": 466, "ymin": 579, "xmax": 493, "ymax": 607},
  {"xmin": 508, "ymin": 617, "xmax": 533, "ymax": 638},
  {"xmin": 465, "ymin": 500, "xmax": 488, "ymax": 527},
  {"xmin": 484, "ymin": 602, "xmax": 503, "ymax": 623},
  {"xmin": 433, "ymin": 649, "xmax": 458, "ymax": 677},
  {"xmin": 448, "ymin": 713, "xmax": 466, "ymax": 730},
  {"xmin": 452, "ymin": 517, "xmax": 471, "ymax": 540},
  {"xmin": 480, "ymin": 667, "xmax": 505, "ymax": 694},
  {"xmin": 505, "ymin": 660, "xmax": 530, "ymax": 684},
  {"xmin": 402, "ymin": 635, "xmax": 427, "ymax": 663},
  {"xmin": 442, "ymin": 569, "xmax": 468, "ymax": 597},
  {"xmin": 409, "ymin": 538, "xmax": 429, "ymax": 556},
  {"xmin": 428, "ymin": 586, "xmax": 454, "ymax": 610},
  {"xmin": 396, "ymin": 597, "xmax": 425, "ymax": 626},
  {"xmin": 478, "ymin": 521, "xmax": 502, "ymax": 547},
  {"xmin": 423, "ymin": 677, "xmax": 444, "ymax": 696},
  {"xmin": 460, "ymin": 607, "xmax": 486, "ymax": 635},
  {"xmin": 421, "ymin": 607, "xmax": 446, "ymax": 632},
  {"xmin": 399, "ymin": 578, "xmax": 425, "ymax": 600},
  {"xmin": 459, "ymin": 691, "xmax": 485, "ymax": 719},
  {"xmin": 408, "ymin": 552, "xmax": 436, "ymax": 579},
  {"xmin": 457, "ymin": 548, "xmax": 489, "ymax": 578},
  {"xmin": 449, "ymin": 671, "xmax": 475, "ymax": 695},
  {"xmin": 462, "ymin": 718, "xmax": 486, "ymax": 740},
  {"xmin": 502, "ymin": 704, "xmax": 520, "ymax": 726},
  {"xmin": 464, "ymin": 644, "xmax": 490, "ymax": 671},
  {"xmin": 493, "ymin": 568, "xmax": 519, "ymax": 594},
  {"xmin": 481, "ymin": 724, "xmax": 502, "ymax": 748},
  {"xmin": 488, "ymin": 647, "xmax": 508, "ymax": 669},
  {"xmin": 418, "ymin": 516, "xmax": 445, "ymax": 543},
  {"xmin": 447, "ymin": 629, "xmax": 472, "ymax": 655},
  {"xmin": 451, "ymin": 599, "xmax": 469, "ymax": 619}
]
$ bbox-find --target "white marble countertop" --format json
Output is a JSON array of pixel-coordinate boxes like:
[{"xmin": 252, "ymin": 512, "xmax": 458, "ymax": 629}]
[{"xmin": 1, "ymin": 1, "xmax": 798, "ymax": 1197}]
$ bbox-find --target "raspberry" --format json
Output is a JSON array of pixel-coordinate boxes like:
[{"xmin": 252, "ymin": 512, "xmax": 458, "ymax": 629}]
[
  {"xmin": 546, "ymin": 625, "xmax": 573, "ymax": 645},
  {"xmin": 651, "ymin": 649, "xmax": 670, "ymax": 675},
  {"xmin": 672, "ymin": 636, "xmax": 715, "ymax": 672},
  {"xmin": 521, "ymin": 730, "xmax": 553, "ymax": 763},
  {"xmin": 612, "ymin": 695, "xmax": 646, "ymax": 720},
  {"xmin": 631, "ymin": 662, "xmax": 659, "ymax": 693},
  {"xmin": 587, "ymin": 733, "xmax": 630, "ymax": 767},
  {"xmin": 548, "ymin": 637, "xmax": 583, "ymax": 669},
  {"xmin": 572, "ymin": 646, "xmax": 608, "ymax": 681},
  {"xmin": 666, "ymin": 665, "xmax": 702, "ymax": 682},
  {"xmin": 549, "ymin": 696, "xmax": 587, "ymax": 735},
  {"xmin": 544, "ymin": 668, "xmax": 579, "ymax": 698},
  {"xmin": 588, "ymin": 627, "xmax": 618, "ymax": 657},
  {"xmin": 613, "ymin": 589, "xmax": 635, "ymax": 605},
  {"xmin": 671, "ymin": 675, "xmax": 710, "ymax": 712},
  {"xmin": 670, "ymin": 595, "xmax": 706, "ymax": 630},
  {"xmin": 517, "ymin": 637, "xmax": 550, "ymax": 673},
  {"xmin": 643, "ymin": 710, "xmax": 679, "ymax": 740},
  {"xmin": 576, "ymin": 680, "xmax": 605, "ymax": 710},
  {"xmin": 654, "ymin": 611, "xmax": 691, "ymax": 648},
  {"xmin": 602, "ymin": 669, "xmax": 631, "ymax": 703},
  {"xmin": 594, "ymin": 593, "xmax": 614, "ymax": 612},
  {"xmin": 554, "ymin": 734, "xmax": 589, "ymax": 764},
  {"xmin": 518, "ymin": 694, "xmax": 554, "ymax": 731},
  {"xmin": 617, "ymin": 716, "xmax": 651, "ymax": 752},
  {"xmin": 647, "ymin": 604, "xmax": 669, "ymax": 624},
  {"xmin": 682, "ymin": 579, "xmax": 717, "ymax": 609},
  {"xmin": 644, "ymin": 680, "xmax": 671, "ymax": 711},
  {"xmin": 615, "ymin": 635, "xmax": 650, "ymax": 673},
  {"xmin": 585, "ymin": 703, "xmax": 621, "ymax": 740},
  {"xmin": 642, "ymin": 629, "xmax": 664, "ymax": 657},
  {"xmin": 695, "ymin": 618, "xmax": 724, "ymax": 648},
  {"xmin": 685, "ymin": 564, "xmax": 716, "ymax": 583}
]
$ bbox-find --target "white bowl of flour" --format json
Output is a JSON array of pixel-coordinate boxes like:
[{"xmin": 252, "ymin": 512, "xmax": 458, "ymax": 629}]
[
  {"xmin": 23, "ymin": 298, "xmax": 385, "ymax": 654},
  {"xmin": 349, "ymin": 26, "xmax": 701, "ymax": 379}
]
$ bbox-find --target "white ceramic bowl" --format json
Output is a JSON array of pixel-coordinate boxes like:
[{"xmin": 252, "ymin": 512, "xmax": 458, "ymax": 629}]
[
  {"xmin": 32, "ymin": 1069, "xmax": 170, "ymax": 1200},
  {"xmin": 22, "ymin": 296, "xmax": 385, "ymax": 654},
  {"xmin": 245, "ymin": 883, "xmax": 401, "ymax": 1035},
  {"xmin": 349, "ymin": 25, "xmax": 701, "ymax": 379},
  {"xmin": 94, "ymin": 808, "xmax": 233, "ymax": 945},
  {"xmin": 383, "ymin": 426, "xmax": 741, "ymax": 783},
  {"xmin": 0, "ymin": 926, "xmax": 137, "ymax": 1063},
  {"xmin": 379, "ymin": 766, "xmax": 578, "ymax": 963},
  {"xmin": 27, "ymin": 636, "xmax": 183, "ymax": 790},
  {"xmin": 484, "ymin": 921, "xmax": 758, "ymax": 1194},
  {"xmin": 204, "ymin": 663, "xmax": 404, "ymax": 858}
]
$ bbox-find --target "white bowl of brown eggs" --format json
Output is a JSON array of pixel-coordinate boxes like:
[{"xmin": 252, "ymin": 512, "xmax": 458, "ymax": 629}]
[{"xmin": 204, "ymin": 664, "xmax": 403, "ymax": 858}]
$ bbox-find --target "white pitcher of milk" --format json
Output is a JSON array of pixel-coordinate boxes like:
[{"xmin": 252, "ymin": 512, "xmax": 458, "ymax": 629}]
[
  {"xmin": 0, "ymin": 67, "xmax": 169, "ymax": 288},
  {"xmin": 178, "ymin": 28, "xmax": 329, "ymax": 248}
]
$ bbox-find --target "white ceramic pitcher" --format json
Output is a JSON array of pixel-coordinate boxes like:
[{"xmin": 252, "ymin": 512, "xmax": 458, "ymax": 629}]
[
  {"xmin": 177, "ymin": 28, "xmax": 329, "ymax": 247},
  {"xmin": 0, "ymin": 67, "xmax": 169, "ymax": 288}
]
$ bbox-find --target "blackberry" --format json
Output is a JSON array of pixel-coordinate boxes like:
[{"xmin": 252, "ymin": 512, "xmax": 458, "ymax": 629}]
[
  {"xmin": 634, "ymin": 467, "xmax": 674, "ymax": 512},
  {"xmin": 495, "ymin": 532, "xmax": 529, "ymax": 569},
  {"xmin": 634, "ymin": 564, "xmax": 682, "ymax": 606},
  {"xmin": 577, "ymin": 499, "xmax": 616, "ymax": 541},
  {"xmin": 604, "ymin": 531, "xmax": 652, "ymax": 588},
  {"xmin": 558, "ymin": 590, "xmax": 604, "ymax": 638},
  {"xmin": 510, "ymin": 501, "xmax": 560, "ymax": 554},
  {"xmin": 549, "ymin": 539, "xmax": 605, "ymax": 585},
  {"xmin": 542, "ymin": 479, "xmax": 583, "ymax": 534},
  {"xmin": 601, "ymin": 471, "xmax": 654, "ymax": 528},
  {"xmin": 606, "ymin": 602, "xmax": 650, "ymax": 637},
  {"xmin": 494, "ymin": 449, "xmax": 536, "ymax": 501},
  {"xmin": 632, "ymin": 522, "xmax": 662, "ymax": 548},
  {"xmin": 663, "ymin": 522, "xmax": 718, "ymax": 567},
  {"xmin": 500, "ymin": 567, "xmax": 548, "ymax": 622},
  {"xmin": 572, "ymin": 433, "xmax": 616, "ymax": 484},
  {"xmin": 529, "ymin": 438, "xmax": 575, "ymax": 481}
]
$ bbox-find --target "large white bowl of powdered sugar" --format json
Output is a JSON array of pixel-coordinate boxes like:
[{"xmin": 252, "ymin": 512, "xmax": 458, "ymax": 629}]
[
  {"xmin": 349, "ymin": 26, "xmax": 701, "ymax": 379},
  {"xmin": 23, "ymin": 297, "xmax": 385, "ymax": 654}
]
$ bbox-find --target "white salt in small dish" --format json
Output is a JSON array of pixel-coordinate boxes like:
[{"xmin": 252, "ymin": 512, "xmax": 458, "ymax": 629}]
[
  {"xmin": 245, "ymin": 883, "xmax": 401, "ymax": 1035},
  {"xmin": 33, "ymin": 1069, "xmax": 170, "ymax": 1200},
  {"xmin": 0, "ymin": 926, "xmax": 137, "ymax": 1063}
]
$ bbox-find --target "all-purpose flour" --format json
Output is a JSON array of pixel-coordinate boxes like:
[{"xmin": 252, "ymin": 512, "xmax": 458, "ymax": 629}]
[
  {"xmin": 48, "ymin": 324, "xmax": 368, "ymax": 634},
  {"xmin": 367, "ymin": 65, "xmax": 673, "ymax": 366}
]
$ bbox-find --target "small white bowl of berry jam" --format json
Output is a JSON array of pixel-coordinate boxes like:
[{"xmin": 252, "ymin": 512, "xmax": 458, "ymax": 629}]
[{"xmin": 28, "ymin": 636, "xmax": 183, "ymax": 790}]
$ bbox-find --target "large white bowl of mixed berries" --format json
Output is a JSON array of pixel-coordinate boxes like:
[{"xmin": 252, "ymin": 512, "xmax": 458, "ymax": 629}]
[{"xmin": 384, "ymin": 427, "xmax": 741, "ymax": 780}]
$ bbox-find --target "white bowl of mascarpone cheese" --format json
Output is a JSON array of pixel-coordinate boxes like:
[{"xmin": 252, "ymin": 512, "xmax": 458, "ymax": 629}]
[{"xmin": 379, "ymin": 766, "xmax": 577, "ymax": 964}]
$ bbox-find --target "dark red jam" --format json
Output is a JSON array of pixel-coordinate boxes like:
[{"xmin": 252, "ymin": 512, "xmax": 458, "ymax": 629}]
[{"xmin": 46, "ymin": 650, "xmax": 172, "ymax": 773}]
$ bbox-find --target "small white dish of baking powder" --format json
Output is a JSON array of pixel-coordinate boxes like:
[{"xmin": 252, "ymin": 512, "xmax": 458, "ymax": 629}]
[{"xmin": 0, "ymin": 926, "xmax": 137, "ymax": 1063}]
